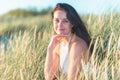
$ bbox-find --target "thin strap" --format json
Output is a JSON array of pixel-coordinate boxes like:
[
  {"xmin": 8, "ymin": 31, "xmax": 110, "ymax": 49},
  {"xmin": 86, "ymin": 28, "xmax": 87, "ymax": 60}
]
[
  {"xmin": 67, "ymin": 34, "xmax": 72, "ymax": 52},
  {"xmin": 67, "ymin": 34, "xmax": 72, "ymax": 47}
]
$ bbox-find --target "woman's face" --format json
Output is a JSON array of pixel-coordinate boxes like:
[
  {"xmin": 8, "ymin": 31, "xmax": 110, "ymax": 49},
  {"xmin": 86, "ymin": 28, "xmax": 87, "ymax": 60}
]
[{"xmin": 53, "ymin": 10, "xmax": 72, "ymax": 35}]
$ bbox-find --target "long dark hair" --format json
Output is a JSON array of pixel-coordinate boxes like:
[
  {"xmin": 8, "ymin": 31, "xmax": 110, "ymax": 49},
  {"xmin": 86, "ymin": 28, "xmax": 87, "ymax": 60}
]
[{"xmin": 52, "ymin": 3, "xmax": 93, "ymax": 53}]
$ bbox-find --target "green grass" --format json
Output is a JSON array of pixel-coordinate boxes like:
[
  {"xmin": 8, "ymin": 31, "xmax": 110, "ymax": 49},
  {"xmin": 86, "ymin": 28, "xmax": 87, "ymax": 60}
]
[{"xmin": 0, "ymin": 13, "xmax": 120, "ymax": 80}]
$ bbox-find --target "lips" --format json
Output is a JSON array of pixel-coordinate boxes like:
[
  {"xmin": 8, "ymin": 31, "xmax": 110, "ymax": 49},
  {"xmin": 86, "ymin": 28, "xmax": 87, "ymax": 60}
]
[
  {"xmin": 57, "ymin": 29, "xmax": 65, "ymax": 34},
  {"xmin": 58, "ymin": 29, "xmax": 64, "ymax": 32}
]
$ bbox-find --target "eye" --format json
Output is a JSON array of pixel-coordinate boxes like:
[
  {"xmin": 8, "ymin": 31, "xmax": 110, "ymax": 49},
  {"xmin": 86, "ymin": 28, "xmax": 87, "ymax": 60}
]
[
  {"xmin": 54, "ymin": 19, "xmax": 59, "ymax": 23},
  {"xmin": 65, "ymin": 20, "xmax": 69, "ymax": 22},
  {"xmin": 63, "ymin": 19, "xmax": 69, "ymax": 23}
]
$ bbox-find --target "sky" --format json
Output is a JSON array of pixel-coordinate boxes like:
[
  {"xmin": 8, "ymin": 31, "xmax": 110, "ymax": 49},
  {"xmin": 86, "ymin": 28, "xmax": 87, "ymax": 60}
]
[{"xmin": 0, "ymin": 0, "xmax": 120, "ymax": 15}]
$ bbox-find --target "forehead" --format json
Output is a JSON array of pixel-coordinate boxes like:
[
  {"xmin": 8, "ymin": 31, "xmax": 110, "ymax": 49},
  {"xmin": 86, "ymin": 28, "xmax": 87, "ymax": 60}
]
[{"xmin": 53, "ymin": 10, "xmax": 67, "ymax": 19}]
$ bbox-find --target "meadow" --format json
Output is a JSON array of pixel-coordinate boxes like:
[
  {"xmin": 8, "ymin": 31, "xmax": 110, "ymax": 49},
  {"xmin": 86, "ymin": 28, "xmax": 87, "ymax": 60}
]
[{"xmin": 0, "ymin": 12, "xmax": 120, "ymax": 80}]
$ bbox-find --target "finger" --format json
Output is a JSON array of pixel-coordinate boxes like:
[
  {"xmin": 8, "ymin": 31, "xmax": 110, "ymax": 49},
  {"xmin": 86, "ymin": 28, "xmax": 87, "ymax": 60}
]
[
  {"xmin": 55, "ymin": 34, "xmax": 70, "ymax": 37},
  {"xmin": 54, "ymin": 34, "xmax": 69, "ymax": 40}
]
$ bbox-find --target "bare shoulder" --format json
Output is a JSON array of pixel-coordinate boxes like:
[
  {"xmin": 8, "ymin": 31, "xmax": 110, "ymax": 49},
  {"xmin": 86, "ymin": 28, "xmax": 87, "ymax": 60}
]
[
  {"xmin": 70, "ymin": 38, "xmax": 88, "ymax": 57},
  {"xmin": 74, "ymin": 38, "xmax": 87, "ymax": 50}
]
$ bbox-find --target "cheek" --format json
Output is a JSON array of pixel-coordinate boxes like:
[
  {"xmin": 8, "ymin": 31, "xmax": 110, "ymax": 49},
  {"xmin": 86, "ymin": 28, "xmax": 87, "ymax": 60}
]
[
  {"xmin": 53, "ymin": 24, "xmax": 57, "ymax": 32},
  {"xmin": 66, "ymin": 24, "xmax": 72, "ymax": 31}
]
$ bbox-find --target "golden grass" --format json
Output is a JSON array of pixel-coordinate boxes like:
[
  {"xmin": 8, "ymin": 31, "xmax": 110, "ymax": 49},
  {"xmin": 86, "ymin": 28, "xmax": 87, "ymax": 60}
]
[{"xmin": 0, "ymin": 13, "xmax": 120, "ymax": 80}]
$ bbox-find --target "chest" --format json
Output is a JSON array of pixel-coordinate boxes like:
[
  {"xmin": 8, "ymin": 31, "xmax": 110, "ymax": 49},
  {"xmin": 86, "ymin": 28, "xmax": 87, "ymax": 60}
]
[{"xmin": 59, "ymin": 43, "xmax": 70, "ymax": 74}]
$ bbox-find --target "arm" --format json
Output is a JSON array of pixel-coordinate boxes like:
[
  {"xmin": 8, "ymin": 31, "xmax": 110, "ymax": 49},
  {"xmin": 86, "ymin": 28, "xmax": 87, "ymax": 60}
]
[
  {"xmin": 44, "ymin": 35, "xmax": 61, "ymax": 80},
  {"xmin": 44, "ymin": 47, "xmax": 59, "ymax": 80},
  {"xmin": 44, "ymin": 35, "xmax": 69, "ymax": 80},
  {"xmin": 68, "ymin": 41, "xmax": 87, "ymax": 80}
]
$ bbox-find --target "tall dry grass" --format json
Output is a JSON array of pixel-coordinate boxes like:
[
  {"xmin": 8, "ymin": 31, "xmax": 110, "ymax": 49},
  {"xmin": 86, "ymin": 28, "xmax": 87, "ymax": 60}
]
[{"xmin": 0, "ymin": 13, "xmax": 120, "ymax": 80}]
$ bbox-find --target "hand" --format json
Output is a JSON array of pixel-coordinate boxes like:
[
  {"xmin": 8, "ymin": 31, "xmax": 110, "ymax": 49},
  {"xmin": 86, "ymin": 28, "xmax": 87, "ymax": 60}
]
[{"xmin": 48, "ymin": 34, "xmax": 69, "ymax": 50}]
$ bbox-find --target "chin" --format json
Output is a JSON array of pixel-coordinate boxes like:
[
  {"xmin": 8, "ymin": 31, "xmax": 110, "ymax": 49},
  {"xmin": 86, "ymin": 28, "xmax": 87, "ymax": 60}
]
[
  {"xmin": 56, "ymin": 31, "xmax": 70, "ymax": 35},
  {"xmin": 57, "ymin": 33, "xmax": 66, "ymax": 35}
]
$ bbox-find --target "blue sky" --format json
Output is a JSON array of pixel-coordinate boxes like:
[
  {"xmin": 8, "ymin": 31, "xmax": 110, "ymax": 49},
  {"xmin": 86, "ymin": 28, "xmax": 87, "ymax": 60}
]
[{"xmin": 0, "ymin": 0, "xmax": 120, "ymax": 15}]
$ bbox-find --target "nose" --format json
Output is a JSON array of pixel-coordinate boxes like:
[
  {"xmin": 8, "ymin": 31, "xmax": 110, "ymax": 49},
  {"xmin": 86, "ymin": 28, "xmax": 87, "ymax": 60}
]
[{"xmin": 58, "ymin": 21, "xmax": 63, "ymax": 28}]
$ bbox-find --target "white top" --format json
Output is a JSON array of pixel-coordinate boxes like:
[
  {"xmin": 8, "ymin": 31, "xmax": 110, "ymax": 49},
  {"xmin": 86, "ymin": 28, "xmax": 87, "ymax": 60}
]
[{"xmin": 59, "ymin": 36, "xmax": 71, "ymax": 75}]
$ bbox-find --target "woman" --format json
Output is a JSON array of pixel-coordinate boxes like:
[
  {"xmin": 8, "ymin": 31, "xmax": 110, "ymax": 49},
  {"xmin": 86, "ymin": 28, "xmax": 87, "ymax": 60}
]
[{"xmin": 44, "ymin": 3, "xmax": 92, "ymax": 80}]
